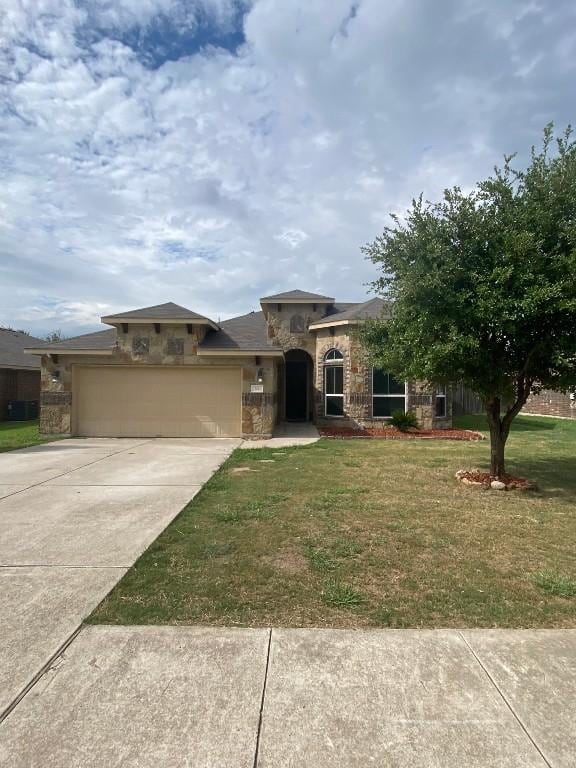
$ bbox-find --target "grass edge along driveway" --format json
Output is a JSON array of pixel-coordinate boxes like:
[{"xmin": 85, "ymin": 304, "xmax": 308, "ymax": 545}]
[
  {"xmin": 0, "ymin": 420, "xmax": 58, "ymax": 453},
  {"xmin": 89, "ymin": 415, "xmax": 576, "ymax": 629}
]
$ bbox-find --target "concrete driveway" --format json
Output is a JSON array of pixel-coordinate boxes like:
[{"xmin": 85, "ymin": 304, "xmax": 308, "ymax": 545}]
[
  {"xmin": 1, "ymin": 627, "xmax": 574, "ymax": 767},
  {"xmin": 0, "ymin": 437, "xmax": 239, "ymax": 718}
]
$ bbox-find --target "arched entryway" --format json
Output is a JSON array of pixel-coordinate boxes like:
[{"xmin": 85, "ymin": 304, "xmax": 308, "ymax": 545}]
[{"xmin": 284, "ymin": 349, "xmax": 313, "ymax": 421}]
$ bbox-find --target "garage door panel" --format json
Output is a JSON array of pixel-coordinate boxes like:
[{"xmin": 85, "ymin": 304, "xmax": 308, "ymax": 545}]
[{"xmin": 74, "ymin": 367, "xmax": 241, "ymax": 438}]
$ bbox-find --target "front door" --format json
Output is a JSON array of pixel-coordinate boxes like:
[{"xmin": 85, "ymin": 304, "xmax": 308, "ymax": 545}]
[{"xmin": 285, "ymin": 360, "xmax": 308, "ymax": 421}]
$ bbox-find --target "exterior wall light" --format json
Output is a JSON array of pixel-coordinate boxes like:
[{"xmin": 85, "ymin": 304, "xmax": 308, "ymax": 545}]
[
  {"xmin": 257, "ymin": 367, "xmax": 264, "ymax": 383},
  {"xmin": 51, "ymin": 370, "xmax": 60, "ymax": 383}
]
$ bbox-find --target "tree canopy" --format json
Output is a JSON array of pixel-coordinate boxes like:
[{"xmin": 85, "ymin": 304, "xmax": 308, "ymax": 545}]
[{"xmin": 360, "ymin": 125, "xmax": 576, "ymax": 477}]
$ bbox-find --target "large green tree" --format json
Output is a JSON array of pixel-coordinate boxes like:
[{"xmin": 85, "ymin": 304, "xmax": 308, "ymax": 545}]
[{"xmin": 361, "ymin": 125, "xmax": 576, "ymax": 477}]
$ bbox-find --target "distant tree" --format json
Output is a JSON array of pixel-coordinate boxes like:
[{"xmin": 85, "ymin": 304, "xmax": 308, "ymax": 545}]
[
  {"xmin": 44, "ymin": 330, "xmax": 67, "ymax": 343},
  {"xmin": 0, "ymin": 326, "xmax": 29, "ymax": 334},
  {"xmin": 360, "ymin": 125, "xmax": 576, "ymax": 478}
]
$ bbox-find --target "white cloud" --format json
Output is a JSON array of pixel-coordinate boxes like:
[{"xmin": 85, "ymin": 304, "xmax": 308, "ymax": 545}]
[{"xmin": 1, "ymin": 0, "xmax": 575, "ymax": 336}]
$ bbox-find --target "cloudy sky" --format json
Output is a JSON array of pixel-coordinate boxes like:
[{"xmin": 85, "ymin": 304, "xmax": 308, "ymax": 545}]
[{"xmin": 1, "ymin": 0, "xmax": 574, "ymax": 337}]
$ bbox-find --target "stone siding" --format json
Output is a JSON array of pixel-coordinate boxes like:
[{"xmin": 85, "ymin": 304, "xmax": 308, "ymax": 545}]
[
  {"xmin": 39, "ymin": 323, "xmax": 278, "ymax": 437},
  {"xmin": 523, "ymin": 389, "xmax": 575, "ymax": 419},
  {"xmin": 312, "ymin": 328, "xmax": 451, "ymax": 430},
  {"xmin": 263, "ymin": 303, "xmax": 329, "ymax": 356}
]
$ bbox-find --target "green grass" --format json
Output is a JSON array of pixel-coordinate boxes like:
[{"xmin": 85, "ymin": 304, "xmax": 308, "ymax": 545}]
[
  {"xmin": 533, "ymin": 571, "xmax": 576, "ymax": 598},
  {"xmin": 89, "ymin": 414, "xmax": 576, "ymax": 629},
  {"xmin": 0, "ymin": 420, "xmax": 55, "ymax": 452}
]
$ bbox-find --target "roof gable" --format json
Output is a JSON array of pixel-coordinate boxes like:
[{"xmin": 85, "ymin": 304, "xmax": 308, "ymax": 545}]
[
  {"xmin": 260, "ymin": 289, "xmax": 335, "ymax": 303},
  {"xmin": 309, "ymin": 297, "xmax": 390, "ymax": 329},
  {"xmin": 101, "ymin": 302, "xmax": 217, "ymax": 328}
]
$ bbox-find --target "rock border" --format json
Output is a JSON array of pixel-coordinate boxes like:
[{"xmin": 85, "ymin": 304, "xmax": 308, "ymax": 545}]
[{"xmin": 455, "ymin": 469, "xmax": 537, "ymax": 491}]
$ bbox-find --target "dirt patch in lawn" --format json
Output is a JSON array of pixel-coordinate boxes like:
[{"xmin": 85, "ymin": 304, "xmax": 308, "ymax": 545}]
[{"xmin": 319, "ymin": 426, "xmax": 484, "ymax": 440}]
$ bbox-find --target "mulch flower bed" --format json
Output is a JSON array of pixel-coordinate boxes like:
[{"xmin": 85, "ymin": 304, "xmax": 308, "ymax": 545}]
[
  {"xmin": 319, "ymin": 426, "xmax": 484, "ymax": 441},
  {"xmin": 455, "ymin": 469, "xmax": 536, "ymax": 491}
]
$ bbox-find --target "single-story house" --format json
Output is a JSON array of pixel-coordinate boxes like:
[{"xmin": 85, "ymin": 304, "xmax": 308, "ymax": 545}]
[
  {"xmin": 0, "ymin": 328, "xmax": 42, "ymax": 420},
  {"xmin": 25, "ymin": 290, "xmax": 452, "ymax": 438}
]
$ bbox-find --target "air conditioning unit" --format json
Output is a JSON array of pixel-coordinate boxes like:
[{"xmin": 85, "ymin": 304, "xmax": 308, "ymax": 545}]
[{"xmin": 7, "ymin": 400, "xmax": 39, "ymax": 421}]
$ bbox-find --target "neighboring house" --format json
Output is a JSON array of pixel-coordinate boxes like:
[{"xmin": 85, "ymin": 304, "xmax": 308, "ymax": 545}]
[
  {"xmin": 523, "ymin": 389, "xmax": 575, "ymax": 419},
  {"xmin": 0, "ymin": 328, "xmax": 42, "ymax": 420},
  {"xmin": 25, "ymin": 290, "xmax": 451, "ymax": 438}
]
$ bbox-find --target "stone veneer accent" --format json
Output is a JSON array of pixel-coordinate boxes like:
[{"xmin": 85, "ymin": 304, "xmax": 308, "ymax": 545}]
[
  {"xmin": 39, "ymin": 323, "xmax": 277, "ymax": 438},
  {"xmin": 311, "ymin": 327, "xmax": 451, "ymax": 430},
  {"xmin": 39, "ymin": 300, "xmax": 454, "ymax": 438}
]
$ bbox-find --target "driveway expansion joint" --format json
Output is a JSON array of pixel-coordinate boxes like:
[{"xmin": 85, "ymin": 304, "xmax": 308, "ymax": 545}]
[
  {"xmin": 0, "ymin": 624, "xmax": 85, "ymax": 726},
  {"xmin": 458, "ymin": 632, "xmax": 553, "ymax": 768},
  {"xmin": 252, "ymin": 628, "xmax": 273, "ymax": 768}
]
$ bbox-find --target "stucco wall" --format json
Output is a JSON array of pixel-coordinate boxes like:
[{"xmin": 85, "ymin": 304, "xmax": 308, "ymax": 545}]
[{"xmin": 39, "ymin": 323, "xmax": 277, "ymax": 437}]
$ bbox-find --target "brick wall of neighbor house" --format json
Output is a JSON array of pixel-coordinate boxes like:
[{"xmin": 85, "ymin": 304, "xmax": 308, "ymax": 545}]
[
  {"xmin": 0, "ymin": 369, "xmax": 16, "ymax": 420},
  {"xmin": 39, "ymin": 323, "xmax": 277, "ymax": 437},
  {"xmin": 523, "ymin": 389, "xmax": 575, "ymax": 419},
  {"xmin": 0, "ymin": 368, "xmax": 40, "ymax": 420},
  {"xmin": 16, "ymin": 369, "xmax": 41, "ymax": 401},
  {"xmin": 312, "ymin": 328, "xmax": 451, "ymax": 430}
]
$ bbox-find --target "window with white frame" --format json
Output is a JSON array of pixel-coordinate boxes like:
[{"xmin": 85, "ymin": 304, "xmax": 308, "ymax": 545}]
[
  {"xmin": 372, "ymin": 369, "xmax": 405, "ymax": 417},
  {"xmin": 324, "ymin": 349, "xmax": 344, "ymax": 416},
  {"xmin": 435, "ymin": 385, "xmax": 447, "ymax": 418}
]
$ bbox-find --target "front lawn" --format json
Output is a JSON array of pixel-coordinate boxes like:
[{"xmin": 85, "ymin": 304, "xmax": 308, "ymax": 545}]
[
  {"xmin": 90, "ymin": 414, "xmax": 576, "ymax": 628},
  {"xmin": 0, "ymin": 420, "xmax": 54, "ymax": 453}
]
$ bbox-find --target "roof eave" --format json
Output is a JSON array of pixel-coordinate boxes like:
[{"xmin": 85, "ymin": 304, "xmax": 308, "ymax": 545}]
[
  {"xmin": 0, "ymin": 363, "xmax": 40, "ymax": 370},
  {"xmin": 197, "ymin": 348, "xmax": 284, "ymax": 357},
  {"xmin": 308, "ymin": 319, "xmax": 357, "ymax": 331},
  {"xmin": 25, "ymin": 348, "xmax": 114, "ymax": 356},
  {"xmin": 101, "ymin": 316, "xmax": 219, "ymax": 330},
  {"xmin": 260, "ymin": 298, "xmax": 334, "ymax": 305}
]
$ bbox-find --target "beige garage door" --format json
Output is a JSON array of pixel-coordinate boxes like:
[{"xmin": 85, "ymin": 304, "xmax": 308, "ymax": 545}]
[{"xmin": 74, "ymin": 366, "xmax": 241, "ymax": 437}]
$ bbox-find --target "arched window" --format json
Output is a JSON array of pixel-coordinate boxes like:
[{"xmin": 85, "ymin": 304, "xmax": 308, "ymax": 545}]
[{"xmin": 324, "ymin": 349, "xmax": 344, "ymax": 416}]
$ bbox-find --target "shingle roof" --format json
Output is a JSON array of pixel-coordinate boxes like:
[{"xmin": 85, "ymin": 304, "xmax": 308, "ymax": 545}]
[
  {"xmin": 0, "ymin": 328, "xmax": 43, "ymax": 369},
  {"xmin": 260, "ymin": 289, "xmax": 335, "ymax": 302},
  {"xmin": 310, "ymin": 297, "xmax": 389, "ymax": 326},
  {"xmin": 200, "ymin": 311, "xmax": 274, "ymax": 351},
  {"xmin": 27, "ymin": 328, "xmax": 117, "ymax": 352},
  {"xmin": 101, "ymin": 302, "xmax": 214, "ymax": 322}
]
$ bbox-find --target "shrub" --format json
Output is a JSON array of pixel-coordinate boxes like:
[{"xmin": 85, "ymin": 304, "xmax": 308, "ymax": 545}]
[{"xmin": 390, "ymin": 410, "xmax": 419, "ymax": 431}]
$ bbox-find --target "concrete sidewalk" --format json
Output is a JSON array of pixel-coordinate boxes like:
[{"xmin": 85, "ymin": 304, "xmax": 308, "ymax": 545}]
[
  {"xmin": 241, "ymin": 421, "xmax": 320, "ymax": 449},
  {"xmin": 0, "ymin": 438, "xmax": 239, "ymax": 718},
  {"xmin": 1, "ymin": 626, "xmax": 573, "ymax": 767}
]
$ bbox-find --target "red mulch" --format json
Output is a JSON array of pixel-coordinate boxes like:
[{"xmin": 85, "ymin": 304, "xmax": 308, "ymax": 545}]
[
  {"xmin": 456, "ymin": 470, "xmax": 535, "ymax": 490},
  {"xmin": 319, "ymin": 426, "xmax": 484, "ymax": 441}
]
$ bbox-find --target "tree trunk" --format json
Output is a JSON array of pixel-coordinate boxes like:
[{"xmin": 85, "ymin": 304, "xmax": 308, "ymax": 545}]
[
  {"xmin": 484, "ymin": 375, "xmax": 534, "ymax": 480},
  {"xmin": 485, "ymin": 398, "xmax": 510, "ymax": 478}
]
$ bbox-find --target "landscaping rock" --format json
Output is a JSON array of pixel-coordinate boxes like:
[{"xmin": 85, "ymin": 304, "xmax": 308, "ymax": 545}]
[{"xmin": 490, "ymin": 480, "xmax": 507, "ymax": 491}]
